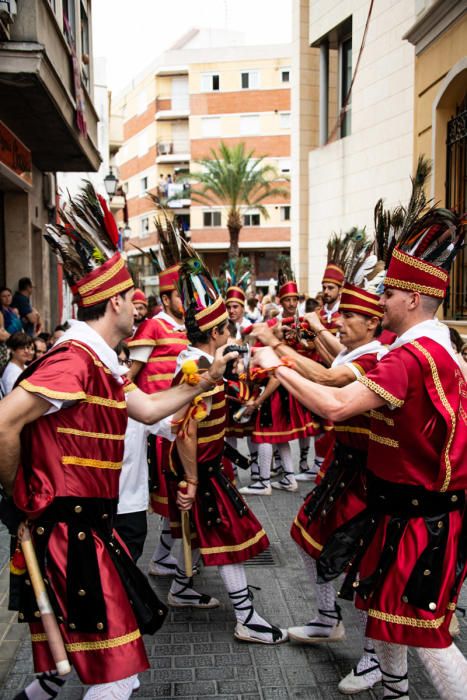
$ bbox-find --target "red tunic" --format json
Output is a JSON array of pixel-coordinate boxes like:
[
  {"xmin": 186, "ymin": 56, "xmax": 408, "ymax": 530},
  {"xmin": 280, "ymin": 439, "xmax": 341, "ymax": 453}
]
[
  {"xmin": 355, "ymin": 337, "xmax": 467, "ymax": 648},
  {"xmin": 129, "ymin": 314, "xmax": 188, "ymax": 516},
  {"xmin": 168, "ymin": 356, "xmax": 269, "ymax": 566},
  {"xmin": 312, "ymin": 306, "xmax": 341, "ymax": 452},
  {"xmin": 291, "ymin": 352, "xmax": 379, "ymax": 559},
  {"xmin": 14, "ymin": 340, "xmax": 148, "ymax": 683}
]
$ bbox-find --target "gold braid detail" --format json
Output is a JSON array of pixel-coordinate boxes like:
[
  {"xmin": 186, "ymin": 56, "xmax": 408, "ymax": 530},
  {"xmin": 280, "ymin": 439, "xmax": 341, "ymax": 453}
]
[
  {"xmin": 358, "ymin": 376, "xmax": 404, "ymax": 407},
  {"xmin": 392, "ymin": 248, "xmax": 448, "ymax": 280},
  {"xmin": 384, "ymin": 277, "xmax": 445, "ymax": 298},
  {"xmin": 369, "ymin": 432, "xmax": 399, "ymax": 448},
  {"xmin": 368, "ymin": 609, "xmax": 446, "ymax": 628}
]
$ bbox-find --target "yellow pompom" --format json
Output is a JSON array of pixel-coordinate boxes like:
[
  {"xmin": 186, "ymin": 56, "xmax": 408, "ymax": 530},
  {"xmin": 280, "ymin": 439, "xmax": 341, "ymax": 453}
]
[
  {"xmin": 182, "ymin": 360, "xmax": 198, "ymax": 376},
  {"xmin": 191, "ymin": 397, "xmax": 208, "ymax": 421}
]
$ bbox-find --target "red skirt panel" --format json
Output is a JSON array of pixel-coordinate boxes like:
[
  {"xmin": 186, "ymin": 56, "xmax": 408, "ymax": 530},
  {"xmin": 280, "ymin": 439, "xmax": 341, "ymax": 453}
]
[
  {"xmin": 356, "ymin": 510, "xmax": 463, "ymax": 648},
  {"xmin": 291, "ymin": 445, "xmax": 368, "ymax": 559},
  {"xmin": 149, "ymin": 436, "xmax": 170, "ymax": 517},
  {"xmin": 252, "ymin": 387, "xmax": 319, "ymax": 444},
  {"xmin": 29, "ymin": 524, "xmax": 149, "ymax": 683},
  {"xmin": 167, "ymin": 469, "xmax": 269, "ymax": 566}
]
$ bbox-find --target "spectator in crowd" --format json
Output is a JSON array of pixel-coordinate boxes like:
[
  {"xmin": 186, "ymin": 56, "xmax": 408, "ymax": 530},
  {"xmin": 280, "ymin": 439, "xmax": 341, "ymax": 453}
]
[
  {"xmin": 245, "ymin": 297, "xmax": 262, "ymax": 323},
  {"xmin": 51, "ymin": 322, "xmax": 70, "ymax": 345},
  {"xmin": 449, "ymin": 327, "xmax": 467, "ymax": 380},
  {"xmin": 315, "ymin": 291, "xmax": 324, "ymax": 308},
  {"xmin": 11, "ymin": 277, "xmax": 40, "ymax": 336},
  {"xmin": 0, "ymin": 287, "xmax": 23, "ymax": 334},
  {"xmin": 37, "ymin": 330, "xmax": 52, "ymax": 348},
  {"xmin": 33, "ymin": 336, "xmax": 48, "ymax": 360},
  {"xmin": 1, "ymin": 331, "xmax": 31, "ymax": 394},
  {"xmin": 305, "ymin": 297, "xmax": 320, "ymax": 313},
  {"xmin": 463, "ymin": 344, "xmax": 467, "ymax": 363}
]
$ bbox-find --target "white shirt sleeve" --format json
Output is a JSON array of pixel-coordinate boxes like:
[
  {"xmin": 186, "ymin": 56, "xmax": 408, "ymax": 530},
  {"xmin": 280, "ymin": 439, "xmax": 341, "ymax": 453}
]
[{"xmin": 129, "ymin": 345, "xmax": 153, "ymax": 363}]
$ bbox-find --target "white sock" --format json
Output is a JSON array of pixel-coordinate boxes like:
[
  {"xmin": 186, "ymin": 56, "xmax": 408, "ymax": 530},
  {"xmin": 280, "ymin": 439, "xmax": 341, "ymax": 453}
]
[
  {"xmin": 218, "ymin": 563, "xmax": 283, "ymax": 642},
  {"xmin": 277, "ymin": 443, "xmax": 296, "ymax": 485},
  {"xmin": 353, "ymin": 610, "xmax": 381, "ymax": 675},
  {"xmin": 298, "ymin": 548, "xmax": 341, "ymax": 632},
  {"xmin": 299, "ymin": 437, "xmax": 310, "ymax": 469},
  {"xmin": 169, "ymin": 548, "xmax": 209, "ymax": 601},
  {"xmin": 417, "ymin": 643, "xmax": 467, "ymax": 700},
  {"xmin": 373, "ymin": 641, "xmax": 409, "ymax": 699},
  {"xmin": 151, "ymin": 517, "xmax": 176, "ymax": 564},
  {"xmin": 258, "ymin": 443, "xmax": 273, "ymax": 485},
  {"xmin": 83, "ymin": 675, "xmax": 138, "ymax": 700},
  {"xmin": 22, "ymin": 672, "xmax": 70, "ymax": 700}
]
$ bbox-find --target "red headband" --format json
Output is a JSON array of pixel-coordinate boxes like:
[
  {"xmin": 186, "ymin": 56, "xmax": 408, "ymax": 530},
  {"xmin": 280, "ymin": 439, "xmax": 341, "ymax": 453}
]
[
  {"xmin": 195, "ymin": 296, "xmax": 228, "ymax": 332},
  {"xmin": 339, "ymin": 283, "xmax": 383, "ymax": 318},
  {"xmin": 72, "ymin": 253, "xmax": 134, "ymax": 308},
  {"xmin": 385, "ymin": 248, "xmax": 448, "ymax": 299},
  {"xmin": 159, "ymin": 264, "xmax": 181, "ymax": 293},
  {"xmin": 279, "ymin": 281, "xmax": 299, "ymax": 300},
  {"xmin": 226, "ymin": 286, "xmax": 246, "ymax": 306}
]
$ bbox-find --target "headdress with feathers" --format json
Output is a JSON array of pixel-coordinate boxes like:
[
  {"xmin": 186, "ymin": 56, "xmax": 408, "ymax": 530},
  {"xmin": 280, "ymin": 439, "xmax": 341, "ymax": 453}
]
[{"xmin": 218, "ymin": 257, "xmax": 251, "ymax": 297}]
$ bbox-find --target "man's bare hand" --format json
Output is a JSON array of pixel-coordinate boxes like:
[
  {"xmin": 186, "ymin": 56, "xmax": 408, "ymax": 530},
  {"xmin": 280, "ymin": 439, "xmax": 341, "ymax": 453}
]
[
  {"xmin": 251, "ymin": 346, "xmax": 281, "ymax": 370},
  {"xmin": 304, "ymin": 312, "xmax": 324, "ymax": 333},
  {"xmin": 176, "ymin": 482, "xmax": 197, "ymax": 511},
  {"xmin": 248, "ymin": 322, "xmax": 278, "ymax": 347}
]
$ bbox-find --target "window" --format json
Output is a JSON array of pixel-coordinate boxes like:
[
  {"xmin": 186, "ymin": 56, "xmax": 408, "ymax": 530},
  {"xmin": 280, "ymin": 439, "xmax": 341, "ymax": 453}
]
[
  {"xmin": 62, "ymin": 0, "xmax": 76, "ymax": 40},
  {"xmin": 278, "ymin": 158, "xmax": 291, "ymax": 174},
  {"xmin": 203, "ymin": 210, "xmax": 222, "ymax": 227},
  {"xmin": 280, "ymin": 112, "xmax": 291, "ymax": 129},
  {"xmin": 80, "ymin": 2, "xmax": 90, "ymax": 88},
  {"xmin": 340, "ymin": 36, "xmax": 352, "ymax": 137},
  {"xmin": 201, "ymin": 117, "xmax": 221, "ymax": 138},
  {"xmin": 140, "ymin": 176, "xmax": 148, "ymax": 195},
  {"xmin": 281, "ymin": 68, "xmax": 290, "ymax": 83},
  {"xmin": 140, "ymin": 217, "xmax": 150, "ymax": 236},
  {"xmin": 240, "ymin": 114, "xmax": 260, "ymax": 136},
  {"xmin": 201, "ymin": 73, "xmax": 220, "ymax": 92},
  {"xmin": 243, "ymin": 210, "xmax": 260, "ymax": 226},
  {"xmin": 280, "ymin": 205, "xmax": 291, "ymax": 222},
  {"xmin": 138, "ymin": 132, "xmax": 148, "ymax": 157},
  {"xmin": 241, "ymin": 71, "xmax": 260, "ymax": 90}
]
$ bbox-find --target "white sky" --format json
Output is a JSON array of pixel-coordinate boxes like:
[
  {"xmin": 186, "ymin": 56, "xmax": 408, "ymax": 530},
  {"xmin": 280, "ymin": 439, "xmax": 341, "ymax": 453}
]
[{"xmin": 92, "ymin": 0, "xmax": 292, "ymax": 93}]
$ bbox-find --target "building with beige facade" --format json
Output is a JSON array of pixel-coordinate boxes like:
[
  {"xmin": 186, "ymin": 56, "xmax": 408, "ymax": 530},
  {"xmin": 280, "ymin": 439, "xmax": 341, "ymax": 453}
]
[
  {"xmin": 0, "ymin": 0, "xmax": 101, "ymax": 330},
  {"xmin": 113, "ymin": 30, "xmax": 291, "ymax": 293},
  {"xmin": 293, "ymin": 0, "xmax": 417, "ymax": 296},
  {"xmin": 404, "ymin": 0, "xmax": 466, "ymax": 331}
]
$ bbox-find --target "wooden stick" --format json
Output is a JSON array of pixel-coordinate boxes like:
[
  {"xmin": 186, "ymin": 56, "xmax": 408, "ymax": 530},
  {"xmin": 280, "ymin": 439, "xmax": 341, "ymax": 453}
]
[
  {"xmin": 19, "ymin": 523, "xmax": 71, "ymax": 676},
  {"xmin": 178, "ymin": 481, "xmax": 193, "ymax": 578}
]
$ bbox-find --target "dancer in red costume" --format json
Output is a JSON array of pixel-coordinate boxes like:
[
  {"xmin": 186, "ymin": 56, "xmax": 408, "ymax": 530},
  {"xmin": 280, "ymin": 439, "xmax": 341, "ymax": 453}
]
[
  {"xmin": 0, "ymin": 184, "xmax": 235, "ymax": 700},
  {"xmin": 252, "ymin": 202, "xmax": 467, "ymax": 700},
  {"xmin": 128, "ymin": 221, "xmax": 188, "ymax": 578},
  {"xmin": 165, "ymin": 244, "xmax": 288, "ymax": 644}
]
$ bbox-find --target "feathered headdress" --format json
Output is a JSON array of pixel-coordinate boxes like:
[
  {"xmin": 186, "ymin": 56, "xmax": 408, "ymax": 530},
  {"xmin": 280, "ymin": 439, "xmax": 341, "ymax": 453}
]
[
  {"xmin": 339, "ymin": 228, "xmax": 383, "ymax": 319},
  {"xmin": 277, "ymin": 255, "xmax": 299, "ymax": 300},
  {"xmin": 322, "ymin": 232, "xmax": 348, "ymax": 286},
  {"xmin": 178, "ymin": 239, "xmax": 228, "ymax": 333},
  {"xmin": 132, "ymin": 207, "xmax": 184, "ymax": 293},
  {"xmin": 45, "ymin": 181, "xmax": 133, "ymax": 307},
  {"xmin": 379, "ymin": 156, "xmax": 465, "ymax": 299},
  {"xmin": 219, "ymin": 257, "xmax": 251, "ymax": 306}
]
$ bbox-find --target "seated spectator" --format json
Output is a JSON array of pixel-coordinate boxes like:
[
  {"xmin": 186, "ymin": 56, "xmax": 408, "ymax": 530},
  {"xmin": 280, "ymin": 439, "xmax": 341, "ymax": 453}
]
[
  {"xmin": 1, "ymin": 331, "xmax": 31, "ymax": 394},
  {"xmin": 11, "ymin": 277, "xmax": 40, "ymax": 336},
  {"xmin": 305, "ymin": 297, "xmax": 319, "ymax": 313},
  {"xmin": 0, "ymin": 287, "xmax": 23, "ymax": 335},
  {"xmin": 33, "ymin": 336, "xmax": 48, "ymax": 360}
]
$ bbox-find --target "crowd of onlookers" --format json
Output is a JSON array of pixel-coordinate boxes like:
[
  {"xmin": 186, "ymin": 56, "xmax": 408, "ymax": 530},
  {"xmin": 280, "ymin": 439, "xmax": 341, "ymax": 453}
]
[{"xmin": 1, "ymin": 277, "xmax": 467, "ymax": 397}]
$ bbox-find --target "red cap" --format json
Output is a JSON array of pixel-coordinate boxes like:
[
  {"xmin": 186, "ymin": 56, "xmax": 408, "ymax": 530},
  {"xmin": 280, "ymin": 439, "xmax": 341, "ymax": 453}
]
[
  {"xmin": 279, "ymin": 281, "xmax": 299, "ymax": 300},
  {"xmin": 159, "ymin": 264, "xmax": 180, "ymax": 293},
  {"xmin": 339, "ymin": 283, "xmax": 383, "ymax": 318},
  {"xmin": 72, "ymin": 252, "xmax": 134, "ymax": 308},
  {"xmin": 226, "ymin": 286, "xmax": 246, "ymax": 306},
  {"xmin": 322, "ymin": 264, "xmax": 345, "ymax": 287},
  {"xmin": 195, "ymin": 296, "xmax": 228, "ymax": 333},
  {"xmin": 385, "ymin": 248, "xmax": 448, "ymax": 299},
  {"xmin": 132, "ymin": 289, "xmax": 147, "ymax": 306}
]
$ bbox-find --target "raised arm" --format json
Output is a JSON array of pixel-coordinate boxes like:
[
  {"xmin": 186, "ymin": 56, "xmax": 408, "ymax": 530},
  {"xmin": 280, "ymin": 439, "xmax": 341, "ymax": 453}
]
[{"xmin": 0, "ymin": 387, "xmax": 51, "ymax": 493}]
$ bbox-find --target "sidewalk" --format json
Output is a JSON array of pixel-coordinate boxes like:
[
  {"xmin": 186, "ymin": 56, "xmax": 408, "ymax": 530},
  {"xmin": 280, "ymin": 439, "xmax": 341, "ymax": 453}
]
[{"xmin": 0, "ymin": 458, "xmax": 465, "ymax": 699}]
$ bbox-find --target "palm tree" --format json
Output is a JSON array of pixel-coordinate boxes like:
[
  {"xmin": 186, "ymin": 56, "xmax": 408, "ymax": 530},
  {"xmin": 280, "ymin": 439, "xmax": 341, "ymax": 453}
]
[{"xmin": 187, "ymin": 142, "xmax": 288, "ymax": 257}]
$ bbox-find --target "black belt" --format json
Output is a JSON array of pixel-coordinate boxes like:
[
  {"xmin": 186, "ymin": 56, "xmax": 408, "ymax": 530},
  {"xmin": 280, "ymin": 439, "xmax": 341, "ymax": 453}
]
[
  {"xmin": 13, "ymin": 497, "xmax": 167, "ymax": 635},
  {"xmin": 318, "ymin": 475, "xmax": 465, "ymax": 613}
]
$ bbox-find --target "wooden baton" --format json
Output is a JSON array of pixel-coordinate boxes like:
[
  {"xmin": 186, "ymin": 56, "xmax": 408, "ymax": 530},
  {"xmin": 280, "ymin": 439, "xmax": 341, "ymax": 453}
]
[
  {"xmin": 178, "ymin": 481, "xmax": 193, "ymax": 578},
  {"xmin": 19, "ymin": 523, "xmax": 71, "ymax": 676}
]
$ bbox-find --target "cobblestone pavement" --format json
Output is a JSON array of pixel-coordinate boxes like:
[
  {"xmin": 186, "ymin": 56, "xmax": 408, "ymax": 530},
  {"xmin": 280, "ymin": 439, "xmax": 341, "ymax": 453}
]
[{"xmin": 0, "ymin": 444, "xmax": 466, "ymax": 699}]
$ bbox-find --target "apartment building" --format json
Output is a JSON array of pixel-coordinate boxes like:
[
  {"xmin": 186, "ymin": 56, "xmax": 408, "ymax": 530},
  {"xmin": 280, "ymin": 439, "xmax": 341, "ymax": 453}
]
[
  {"xmin": 0, "ymin": 0, "xmax": 100, "ymax": 328},
  {"xmin": 293, "ymin": 0, "xmax": 416, "ymax": 295},
  {"xmin": 113, "ymin": 30, "xmax": 291, "ymax": 292}
]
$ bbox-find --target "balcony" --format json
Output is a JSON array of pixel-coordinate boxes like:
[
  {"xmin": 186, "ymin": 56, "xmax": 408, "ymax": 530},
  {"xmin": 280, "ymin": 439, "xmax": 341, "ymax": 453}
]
[
  {"xmin": 155, "ymin": 94, "xmax": 190, "ymax": 120},
  {"xmin": 156, "ymin": 139, "xmax": 190, "ymax": 164},
  {"xmin": 0, "ymin": 0, "xmax": 100, "ymax": 171}
]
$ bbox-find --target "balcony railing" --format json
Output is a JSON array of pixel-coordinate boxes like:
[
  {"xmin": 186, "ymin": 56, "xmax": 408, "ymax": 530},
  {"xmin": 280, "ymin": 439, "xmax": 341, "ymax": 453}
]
[
  {"xmin": 155, "ymin": 94, "xmax": 189, "ymax": 114},
  {"xmin": 156, "ymin": 139, "xmax": 190, "ymax": 156}
]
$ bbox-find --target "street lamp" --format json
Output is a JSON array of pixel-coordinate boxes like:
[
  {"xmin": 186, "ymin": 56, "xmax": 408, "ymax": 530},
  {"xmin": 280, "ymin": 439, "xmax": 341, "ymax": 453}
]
[{"xmin": 103, "ymin": 169, "xmax": 118, "ymax": 198}]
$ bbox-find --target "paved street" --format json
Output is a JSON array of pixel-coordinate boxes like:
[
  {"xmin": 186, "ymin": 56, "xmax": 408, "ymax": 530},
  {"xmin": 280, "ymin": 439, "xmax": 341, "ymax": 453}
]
[{"xmin": 0, "ymin": 447, "xmax": 465, "ymax": 699}]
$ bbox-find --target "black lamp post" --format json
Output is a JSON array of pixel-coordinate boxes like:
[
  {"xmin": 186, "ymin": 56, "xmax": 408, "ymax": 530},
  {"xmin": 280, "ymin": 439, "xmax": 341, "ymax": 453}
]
[{"xmin": 103, "ymin": 169, "xmax": 118, "ymax": 198}]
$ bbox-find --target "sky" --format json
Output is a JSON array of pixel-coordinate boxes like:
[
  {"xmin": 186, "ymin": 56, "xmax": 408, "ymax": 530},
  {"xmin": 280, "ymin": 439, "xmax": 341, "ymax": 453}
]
[{"xmin": 92, "ymin": 0, "xmax": 292, "ymax": 93}]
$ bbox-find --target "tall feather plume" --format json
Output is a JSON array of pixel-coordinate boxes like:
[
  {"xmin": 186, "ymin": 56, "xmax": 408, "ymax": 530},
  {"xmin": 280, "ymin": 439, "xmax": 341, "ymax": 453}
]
[
  {"xmin": 343, "ymin": 227, "xmax": 376, "ymax": 285},
  {"xmin": 218, "ymin": 256, "xmax": 251, "ymax": 296},
  {"xmin": 277, "ymin": 254, "xmax": 295, "ymax": 288},
  {"xmin": 178, "ymin": 236, "xmax": 220, "ymax": 314},
  {"xmin": 45, "ymin": 181, "xmax": 120, "ymax": 288},
  {"xmin": 326, "ymin": 232, "xmax": 352, "ymax": 271}
]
